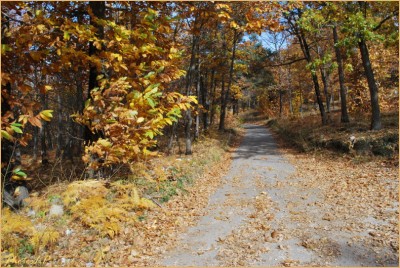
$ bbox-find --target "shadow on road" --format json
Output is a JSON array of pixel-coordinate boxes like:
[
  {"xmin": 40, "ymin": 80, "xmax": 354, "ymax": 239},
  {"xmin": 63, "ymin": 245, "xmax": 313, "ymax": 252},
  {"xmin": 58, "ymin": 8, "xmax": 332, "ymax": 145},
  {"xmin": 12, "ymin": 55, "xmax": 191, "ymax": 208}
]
[{"xmin": 232, "ymin": 124, "xmax": 280, "ymax": 160}]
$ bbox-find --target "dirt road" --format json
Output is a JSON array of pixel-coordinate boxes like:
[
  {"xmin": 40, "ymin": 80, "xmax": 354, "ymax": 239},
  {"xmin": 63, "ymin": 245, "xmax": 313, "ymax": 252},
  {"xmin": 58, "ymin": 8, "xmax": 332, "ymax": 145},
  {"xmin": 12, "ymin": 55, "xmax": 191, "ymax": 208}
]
[{"xmin": 160, "ymin": 124, "xmax": 399, "ymax": 266}]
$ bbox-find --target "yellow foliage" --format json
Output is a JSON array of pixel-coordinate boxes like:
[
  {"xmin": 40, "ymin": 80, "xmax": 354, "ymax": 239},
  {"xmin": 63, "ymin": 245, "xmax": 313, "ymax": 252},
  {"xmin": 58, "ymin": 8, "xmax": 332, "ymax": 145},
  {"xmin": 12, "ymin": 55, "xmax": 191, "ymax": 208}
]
[
  {"xmin": 62, "ymin": 180, "xmax": 154, "ymax": 238},
  {"xmin": 2, "ymin": 208, "xmax": 34, "ymax": 235},
  {"xmin": 67, "ymin": 193, "xmax": 126, "ymax": 237},
  {"xmin": 154, "ymin": 165, "xmax": 168, "ymax": 182},
  {"xmin": 1, "ymin": 208, "xmax": 62, "ymax": 257},
  {"xmin": 137, "ymin": 198, "xmax": 156, "ymax": 210},
  {"xmin": 30, "ymin": 228, "xmax": 60, "ymax": 253},
  {"xmin": 24, "ymin": 196, "xmax": 50, "ymax": 213},
  {"xmin": 111, "ymin": 182, "xmax": 155, "ymax": 211},
  {"xmin": 62, "ymin": 180, "xmax": 108, "ymax": 207},
  {"xmin": 130, "ymin": 162, "xmax": 152, "ymax": 180},
  {"xmin": 1, "ymin": 208, "xmax": 34, "ymax": 251},
  {"xmin": 1, "ymin": 251, "xmax": 19, "ymax": 267}
]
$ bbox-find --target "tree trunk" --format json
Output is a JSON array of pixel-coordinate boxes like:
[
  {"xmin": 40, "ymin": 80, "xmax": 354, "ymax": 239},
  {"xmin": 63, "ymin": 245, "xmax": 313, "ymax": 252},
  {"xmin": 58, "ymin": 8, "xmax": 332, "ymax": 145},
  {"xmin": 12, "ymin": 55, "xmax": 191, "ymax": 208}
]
[
  {"xmin": 289, "ymin": 11, "xmax": 327, "ymax": 125},
  {"xmin": 233, "ymin": 99, "xmax": 239, "ymax": 115},
  {"xmin": 194, "ymin": 61, "xmax": 201, "ymax": 140},
  {"xmin": 219, "ymin": 75, "xmax": 226, "ymax": 131},
  {"xmin": 288, "ymin": 68, "xmax": 293, "ymax": 114},
  {"xmin": 209, "ymin": 69, "xmax": 216, "ymax": 126},
  {"xmin": 279, "ymin": 89, "xmax": 283, "ymax": 117},
  {"xmin": 184, "ymin": 34, "xmax": 198, "ymax": 154},
  {"xmin": 297, "ymin": 29, "xmax": 327, "ymax": 125},
  {"xmin": 33, "ymin": 127, "xmax": 38, "ymax": 161},
  {"xmin": 319, "ymin": 67, "xmax": 331, "ymax": 113},
  {"xmin": 40, "ymin": 91, "xmax": 49, "ymax": 165},
  {"xmin": 1, "ymin": 17, "xmax": 13, "ymax": 180},
  {"xmin": 358, "ymin": 38, "xmax": 382, "ymax": 130},
  {"xmin": 185, "ymin": 110, "xmax": 193, "ymax": 155},
  {"xmin": 220, "ymin": 30, "xmax": 238, "ymax": 130},
  {"xmin": 332, "ymin": 26, "xmax": 350, "ymax": 123},
  {"xmin": 85, "ymin": 1, "xmax": 105, "ymax": 143},
  {"xmin": 56, "ymin": 93, "xmax": 63, "ymax": 158},
  {"xmin": 194, "ymin": 89, "xmax": 200, "ymax": 140},
  {"xmin": 299, "ymin": 89, "xmax": 303, "ymax": 117},
  {"xmin": 201, "ymin": 73, "xmax": 209, "ymax": 131},
  {"xmin": 167, "ymin": 122, "xmax": 177, "ymax": 154}
]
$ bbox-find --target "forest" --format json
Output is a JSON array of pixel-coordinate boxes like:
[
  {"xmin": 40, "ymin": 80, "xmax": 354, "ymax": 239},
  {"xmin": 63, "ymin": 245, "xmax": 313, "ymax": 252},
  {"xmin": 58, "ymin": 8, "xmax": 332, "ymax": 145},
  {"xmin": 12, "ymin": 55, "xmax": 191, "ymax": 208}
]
[{"xmin": 1, "ymin": 1, "xmax": 399, "ymax": 267}]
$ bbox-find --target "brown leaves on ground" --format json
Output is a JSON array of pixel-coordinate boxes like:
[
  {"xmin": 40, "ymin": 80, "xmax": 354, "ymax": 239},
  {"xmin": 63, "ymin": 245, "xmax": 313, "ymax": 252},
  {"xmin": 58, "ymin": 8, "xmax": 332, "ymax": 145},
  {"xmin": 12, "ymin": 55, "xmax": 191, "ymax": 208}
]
[
  {"xmin": 216, "ymin": 192, "xmax": 274, "ymax": 266},
  {"xmin": 282, "ymin": 147, "xmax": 398, "ymax": 265},
  {"xmin": 1, "ymin": 128, "xmax": 239, "ymax": 267}
]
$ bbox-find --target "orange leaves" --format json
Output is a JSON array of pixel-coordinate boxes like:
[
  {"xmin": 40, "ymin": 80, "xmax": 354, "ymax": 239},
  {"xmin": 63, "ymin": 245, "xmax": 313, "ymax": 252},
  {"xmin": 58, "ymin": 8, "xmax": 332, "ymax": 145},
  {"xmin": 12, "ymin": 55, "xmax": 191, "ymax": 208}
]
[
  {"xmin": 77, "ymin": 76, "xmax": 197, "ymax": 170},
  {"xmin": 2, "ymin": 2, "xmax": 196, "ymax": 171},
  {"xmin": 1, "ymin": 109, "xmax": 51, "ymax": 143},
  {"xmin": 28, "ymin": 116, "xmax": 42, "ymax": 128}
]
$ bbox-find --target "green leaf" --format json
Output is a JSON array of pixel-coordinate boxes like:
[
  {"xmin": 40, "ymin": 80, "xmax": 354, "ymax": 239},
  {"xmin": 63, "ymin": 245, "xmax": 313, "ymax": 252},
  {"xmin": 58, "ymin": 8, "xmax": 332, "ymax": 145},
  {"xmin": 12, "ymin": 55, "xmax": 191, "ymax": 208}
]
[
  {"xmin": 1, "ymin": 130, "xmax": 13, "ymax": 141},
  {"xmin": 147, "ymin": 98, "xmax": 156, "ymax": 108},
  {"xmin": 85, "ymin": 99, "xmax": 91, "ymax": 108},
  {"xmin": 129, "ymin": 110, "xmax": 138, "ymax": 117},
  {"xmin": 144, "ymin": 71, "xmax": 155, "ymax": 79},
  {"xmin": 144, "ymin": 86, "xmax": 159, "ymax": 99},
  {"xmin": 63, "ymin": 31, "xmax": 70, "ymax": 41},
  {"xmin": 11, "ymin": 125, "xmax": 23, "ymax": 134},
  {"xmin": 13, "ymin": 167, "xmax": 21, "ymax": 173},
  {"xmin": 145, "ymin": 131, "xmax": 154, "ymax": 139},
  {"xmin": 1, "ymin": 44, "xmax": 12, "ymax": 55},
  {"xmin": 156, "ymin": 66, "xmax": 165, "ymax": 73},
  {"xmin": 15, "ymin": 170, "xmax": 28, "ymax": 178}
]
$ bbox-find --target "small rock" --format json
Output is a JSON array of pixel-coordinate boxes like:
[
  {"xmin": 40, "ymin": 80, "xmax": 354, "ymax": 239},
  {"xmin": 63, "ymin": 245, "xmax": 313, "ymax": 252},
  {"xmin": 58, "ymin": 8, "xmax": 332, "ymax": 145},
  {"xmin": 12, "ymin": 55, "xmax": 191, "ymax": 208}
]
[
  {"xmin": 85, "ymin": 262, "xmax": 94, "ymax": 267},
  {"xmin": 130, "ymin": 249, "xmax": 139, "ymax": 257},
  {"xmin": 27, "ymin": 209, "xmax": 36, "ymax": 217},
  {"xmin": 65, "ymin": 229, "xmax": 73, "ymax": 236},
  {"xmin": 49, "ymin": 204, "xmax": 64, "ymax": 217}
]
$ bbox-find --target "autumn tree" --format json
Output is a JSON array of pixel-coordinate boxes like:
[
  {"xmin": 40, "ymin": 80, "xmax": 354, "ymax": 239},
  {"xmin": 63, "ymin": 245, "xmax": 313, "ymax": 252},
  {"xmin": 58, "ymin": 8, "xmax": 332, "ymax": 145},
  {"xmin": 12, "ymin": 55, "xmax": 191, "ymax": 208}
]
[
  {"xmin": 284, "ymin": 6, "xmax": 328, "ymax": 125},
  {"xmin": 340, "ymin": 1, "xmax": 398, "ymax": 130},
  {"xmin": 1, "ymin": 2, "xmax": 197, "ymax": 182}
]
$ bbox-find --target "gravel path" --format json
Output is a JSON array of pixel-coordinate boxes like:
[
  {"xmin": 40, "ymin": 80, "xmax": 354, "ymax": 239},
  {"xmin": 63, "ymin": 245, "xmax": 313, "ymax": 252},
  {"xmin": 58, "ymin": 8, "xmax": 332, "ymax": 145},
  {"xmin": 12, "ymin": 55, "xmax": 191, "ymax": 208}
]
[{"xmin": 161, "ymin": 124, "xmax": 398, "ymax": 266}]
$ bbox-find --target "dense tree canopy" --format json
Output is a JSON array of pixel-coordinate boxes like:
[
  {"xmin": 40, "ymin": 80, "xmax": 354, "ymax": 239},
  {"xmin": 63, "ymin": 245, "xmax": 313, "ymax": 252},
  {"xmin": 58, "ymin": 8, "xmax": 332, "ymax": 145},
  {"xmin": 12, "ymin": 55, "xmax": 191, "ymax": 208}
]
[
  {"xmin": 1, "ymin": 0, "xmax": 398, "ymax": 192},
  {"xmin": 1, "ymin": 2, "xmax": 398, "ymax": 266}
]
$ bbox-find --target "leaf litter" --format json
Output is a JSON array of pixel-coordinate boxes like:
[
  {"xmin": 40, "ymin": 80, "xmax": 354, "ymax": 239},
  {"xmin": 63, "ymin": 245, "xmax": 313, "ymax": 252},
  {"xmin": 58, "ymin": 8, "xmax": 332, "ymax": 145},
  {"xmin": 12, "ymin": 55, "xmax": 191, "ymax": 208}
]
[{"xmin": 160, "ymin": 126, "xmax": 398, "ymax": 266}]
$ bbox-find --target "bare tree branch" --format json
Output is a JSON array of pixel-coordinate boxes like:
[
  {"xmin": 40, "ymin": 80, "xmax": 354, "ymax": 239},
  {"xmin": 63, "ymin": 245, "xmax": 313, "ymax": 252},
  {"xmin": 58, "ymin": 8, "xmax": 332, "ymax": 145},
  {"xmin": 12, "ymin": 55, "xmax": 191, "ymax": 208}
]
[
  {"xmin": 267, "ymin": 57, "xmax": 307, "ymax": 67},
  {"xmin": 373, "ymin": 10, "xmax": 399, "ymax": 31}
]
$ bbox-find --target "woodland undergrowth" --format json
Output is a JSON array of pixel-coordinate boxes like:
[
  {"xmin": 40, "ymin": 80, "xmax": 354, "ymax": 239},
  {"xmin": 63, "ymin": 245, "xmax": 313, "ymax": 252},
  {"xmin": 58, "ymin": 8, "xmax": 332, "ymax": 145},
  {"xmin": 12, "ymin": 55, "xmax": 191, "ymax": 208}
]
[
  {"xmin": 265, "ymin": 110, "xmax": 398, "ymax": 161},
  {"xmin": 1, "ymin": 115, "xmax": 243, "ymax": 266}
]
